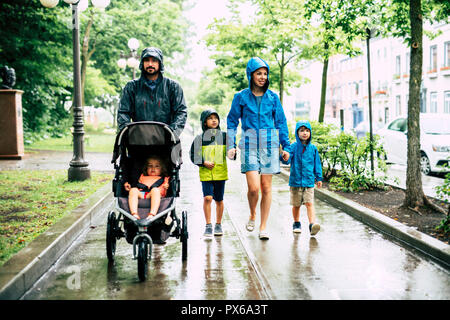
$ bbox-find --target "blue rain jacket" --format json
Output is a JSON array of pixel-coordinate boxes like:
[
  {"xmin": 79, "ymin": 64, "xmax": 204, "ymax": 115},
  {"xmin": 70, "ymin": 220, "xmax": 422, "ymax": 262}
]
[
  {"xmin": 226, "ymin": 57, "xmax": 290, "ymax": 150},
  {"xmin": 283, "ymin": 120, "xmax": 323, "ymax": 187}
]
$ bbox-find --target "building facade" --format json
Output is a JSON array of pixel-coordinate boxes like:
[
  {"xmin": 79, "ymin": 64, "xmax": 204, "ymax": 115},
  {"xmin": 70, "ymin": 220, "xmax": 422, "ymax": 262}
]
[{"xmin": 295, "ymin": 22, "xmax": 450, "ymax": 131}]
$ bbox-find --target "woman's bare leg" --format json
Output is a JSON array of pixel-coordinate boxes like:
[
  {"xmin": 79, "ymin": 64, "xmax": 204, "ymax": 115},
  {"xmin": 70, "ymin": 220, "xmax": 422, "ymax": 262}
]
[
  {"xmin": 245, "ymin": 171, "xmax": 260, "ymax": 222},
  {"xmin": 259, "ymin": 174, "xmax": 272, "ymax": 231}
]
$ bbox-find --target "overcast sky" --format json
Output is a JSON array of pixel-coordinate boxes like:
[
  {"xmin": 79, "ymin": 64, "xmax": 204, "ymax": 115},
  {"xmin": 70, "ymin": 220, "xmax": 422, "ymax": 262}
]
[{"xmin": 181, "ymin": 0, "xmax": 255, "ymax": 81}]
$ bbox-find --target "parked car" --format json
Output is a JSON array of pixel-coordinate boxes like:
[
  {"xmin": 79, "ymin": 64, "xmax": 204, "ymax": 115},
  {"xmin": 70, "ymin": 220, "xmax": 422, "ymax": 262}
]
[{"xmin": 377, "ymin": 114, "xmax": 450, "ymax": 175}]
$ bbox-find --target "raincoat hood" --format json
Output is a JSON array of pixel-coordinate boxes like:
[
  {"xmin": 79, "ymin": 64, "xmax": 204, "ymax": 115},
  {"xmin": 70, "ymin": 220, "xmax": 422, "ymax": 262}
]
[
  {"xmin": 246, "ymin": 57, "xmax": 270, "ymax": 91},
  {"xmin": 139, "ymin": 47, "xmax": 165, "ymax": 74},
  {"xmin": 200, "ymin": 109, "xmax": 220, "ymax": 132},
  {"xmin": 295, "ymin": 120, "xmax": 312, "ymax": 144}
]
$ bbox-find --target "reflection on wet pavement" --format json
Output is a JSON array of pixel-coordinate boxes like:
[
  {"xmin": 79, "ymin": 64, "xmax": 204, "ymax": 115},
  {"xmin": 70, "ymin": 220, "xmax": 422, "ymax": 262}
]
[
  {"xmin": 225, "ymin": 159, "xmax": 450, "ymax": 300},
  {"xmin": 22, "ymin": 137, "xmax": 265, "ymax": 300}
]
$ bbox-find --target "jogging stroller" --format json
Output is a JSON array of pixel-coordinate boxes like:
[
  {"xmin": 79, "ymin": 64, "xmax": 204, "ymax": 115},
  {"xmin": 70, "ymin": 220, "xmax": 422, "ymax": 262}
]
[{"xmin": 106, "ymin": 121, "xmax": 188, "ymax": 281}]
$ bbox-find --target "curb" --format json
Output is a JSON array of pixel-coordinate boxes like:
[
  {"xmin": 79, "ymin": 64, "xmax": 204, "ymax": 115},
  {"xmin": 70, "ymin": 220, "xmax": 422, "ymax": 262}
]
[
  {"xmin": 0, "ymin": 183, "xmax": 114, "ymax": 300},
  {"xmin": 279, "ymin": 169, "xmax": 450, "ymax": 269}
]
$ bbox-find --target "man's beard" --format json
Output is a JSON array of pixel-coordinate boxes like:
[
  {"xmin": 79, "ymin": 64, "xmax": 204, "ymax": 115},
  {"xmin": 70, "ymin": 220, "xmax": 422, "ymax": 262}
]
[{"xmin": 144, "ymin": 67, "xmax": 159, "ymax": 76}]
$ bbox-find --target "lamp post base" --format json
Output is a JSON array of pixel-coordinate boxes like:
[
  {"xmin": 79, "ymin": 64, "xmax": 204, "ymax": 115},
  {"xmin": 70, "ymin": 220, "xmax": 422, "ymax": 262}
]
[{"xmin": 68, "ymin": 165, "xmax": 91, "ymax": 182}]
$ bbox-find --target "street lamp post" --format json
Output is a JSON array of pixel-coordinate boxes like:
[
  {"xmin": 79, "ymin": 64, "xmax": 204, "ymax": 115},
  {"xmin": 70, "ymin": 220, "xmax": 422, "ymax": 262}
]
[
  {"xmin": 40, "ymin": 0, "xmax": 110, "ymax": 181},
  {"xmin": 366, "ymin": 27, "xmax": 375, "ymax": 177},
  {"xmin": 117, "ymin": 38, "xmax": 140, "ymax": 79}
]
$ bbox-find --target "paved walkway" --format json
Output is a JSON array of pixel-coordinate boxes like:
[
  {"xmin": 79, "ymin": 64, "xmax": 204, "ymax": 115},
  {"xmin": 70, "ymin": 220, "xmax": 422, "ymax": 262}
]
[{"xmin": 1, "ymin": 132, "xmax": 449, "ymax": 300}]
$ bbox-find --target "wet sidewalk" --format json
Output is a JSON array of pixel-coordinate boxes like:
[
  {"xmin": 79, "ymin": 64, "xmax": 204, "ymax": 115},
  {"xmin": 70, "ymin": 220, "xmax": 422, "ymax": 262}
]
[
  {"xmin": 4, "ymin": 136, "xmax": 448, "ymax": 300},
  {"xmin": 225, "ymin": 160, "xmax": 450, "ymax": 299},
  {"xmin": 19, "ymin": 144, "xmax": 267, "ymax": 300}
]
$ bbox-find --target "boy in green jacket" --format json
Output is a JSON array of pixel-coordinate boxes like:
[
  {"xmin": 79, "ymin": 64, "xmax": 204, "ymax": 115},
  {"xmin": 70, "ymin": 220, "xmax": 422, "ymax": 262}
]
[{"xmin": 190, "ymin": 109, "xmax": 229, "ymax": 237}]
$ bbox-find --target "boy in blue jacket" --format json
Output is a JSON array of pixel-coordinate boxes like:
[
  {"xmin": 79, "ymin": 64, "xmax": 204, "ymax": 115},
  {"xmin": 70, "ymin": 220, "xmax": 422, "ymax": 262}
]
[{"xmin": 283, "ymin": 120, "xmax": 323, "ymax": 235}]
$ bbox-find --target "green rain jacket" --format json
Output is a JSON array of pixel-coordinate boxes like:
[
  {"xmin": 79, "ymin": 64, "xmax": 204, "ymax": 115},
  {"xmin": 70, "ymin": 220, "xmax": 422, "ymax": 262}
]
[{"xmin": 189, "ymin": 109, "xmax": 228, "ymax": 181}]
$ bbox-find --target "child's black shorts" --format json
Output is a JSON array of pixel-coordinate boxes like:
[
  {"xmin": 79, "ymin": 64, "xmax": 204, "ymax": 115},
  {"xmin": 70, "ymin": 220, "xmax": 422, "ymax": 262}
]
[{"xmin": 201, "ymin": 180, "xmax": 226, "ymax": 201}]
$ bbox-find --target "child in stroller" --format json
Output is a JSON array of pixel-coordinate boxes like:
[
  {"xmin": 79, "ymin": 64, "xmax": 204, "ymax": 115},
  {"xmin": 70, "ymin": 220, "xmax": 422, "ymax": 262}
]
[{"xmin": 124, "ymin": 155, "xmax": 170, "ymax": 219}]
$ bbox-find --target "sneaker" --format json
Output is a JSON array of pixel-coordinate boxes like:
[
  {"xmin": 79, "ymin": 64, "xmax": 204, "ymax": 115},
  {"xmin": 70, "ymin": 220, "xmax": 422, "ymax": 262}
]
[
  {"xmin": 259, "ymin": 230, "xmax": 269, "ymax": 240},
  {"xmin": 309, "ymin": 223, "xmax": 320, "ymax": 236},
  {"xmin": 293, "ymin": 221, "xmax": 301, "ymax": 233},
  {"xmin": 246, "ymin": 219, "xmax": 255, "ymax": 232},
  {"xmin": 204, "ymin": 224, "xmax": 213, "ymax": 237},
  {"xmin": 214, "ymin": 223, "xmax": 223, "ymax": 236}
]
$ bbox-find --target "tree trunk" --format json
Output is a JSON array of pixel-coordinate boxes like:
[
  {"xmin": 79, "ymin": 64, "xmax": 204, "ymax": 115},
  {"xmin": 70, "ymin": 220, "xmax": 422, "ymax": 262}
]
[
  {"xmin": 318, "ymin": 46, "xmax": 329, "ymax": 123},
  {"xmin": 404, "ymin": 0, "xmax": 425, "ymax": 208}
]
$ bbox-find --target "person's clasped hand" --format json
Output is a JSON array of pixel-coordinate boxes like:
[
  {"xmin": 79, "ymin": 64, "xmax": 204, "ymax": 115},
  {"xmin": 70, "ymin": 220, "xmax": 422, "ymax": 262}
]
[
  {"xmin": 203, "ymin": 161, "xmax": 215, "ymax": 170},
  {"xmin": 281, "ymin": 150, "xmax": 289, "ymax": 162},
  {"xmin": 227, "ymin": 148, "xmax": 236, "ymax": 160}
]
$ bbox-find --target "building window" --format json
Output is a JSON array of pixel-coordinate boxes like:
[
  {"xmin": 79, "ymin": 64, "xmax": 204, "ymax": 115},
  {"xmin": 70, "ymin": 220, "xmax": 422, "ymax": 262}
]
[
  {"xmin": 420, "ymin": 88, "xmax": 427, "ymax": 113},
  {"xmin": 395, "ymin": 55, "xmax": 401, "ymax": 75},
  {"xmin": 430, "ymin": 92, "xmax": 437, "ymax": 113},
  {"xmin": 396, "ymin": 95, "xmax": 401, "ymax": 116},
  {"xmin": 445, "ymin": 42, "xmax": 450, "ymax": 68},
  {"xmin": 430, "ymin": 45, "xmax": 437, "ymax": 71},
  {"xmin": 444, "ymin": 91, "xmax": 450, "ymax": 114},
  {"xmin": 384, "ymin": 107, "xmax": 389, "ymax": 124}
]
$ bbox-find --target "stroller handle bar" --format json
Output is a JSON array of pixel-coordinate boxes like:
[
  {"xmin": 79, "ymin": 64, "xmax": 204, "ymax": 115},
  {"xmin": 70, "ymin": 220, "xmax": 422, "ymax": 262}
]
[{"xmin": 116, "ymin": 121, "xmax": 179, "ymax": 147}]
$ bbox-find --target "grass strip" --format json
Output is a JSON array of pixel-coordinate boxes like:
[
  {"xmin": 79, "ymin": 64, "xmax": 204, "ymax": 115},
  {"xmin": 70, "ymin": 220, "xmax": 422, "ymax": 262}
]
[{"xmin": 0, "ymin": 170, "xmax": 113, "ymax": 267}]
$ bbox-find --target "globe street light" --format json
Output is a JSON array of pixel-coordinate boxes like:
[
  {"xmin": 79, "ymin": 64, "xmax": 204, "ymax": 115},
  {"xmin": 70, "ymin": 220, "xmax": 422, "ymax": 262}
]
[
  {"xmin": 117, "ymin": 38, "xmax": 140, "ymax": 79},
  {"xmin": 40, "ymin": 0, "xmax": 110, "ymax": 181}
]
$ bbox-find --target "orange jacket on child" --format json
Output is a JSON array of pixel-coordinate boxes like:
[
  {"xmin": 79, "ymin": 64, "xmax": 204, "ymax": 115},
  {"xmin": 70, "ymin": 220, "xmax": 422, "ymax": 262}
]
[{"xmin": 138, "ymin": 175, "xmax": 169, "ymax": 197}]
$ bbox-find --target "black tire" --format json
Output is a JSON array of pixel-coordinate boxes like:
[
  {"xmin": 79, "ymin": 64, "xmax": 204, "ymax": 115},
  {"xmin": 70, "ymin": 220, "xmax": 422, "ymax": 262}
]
[
  {"xmin": 181, "ymin": 210, "xmax": 188, "ymax": 261},
  {"xmin": 106, "ymin": 211, "xmax": 117, "ymax": 262},
  {"xmin": 137, "ymin": 237, "xmax": 152, "ymax": 281}
]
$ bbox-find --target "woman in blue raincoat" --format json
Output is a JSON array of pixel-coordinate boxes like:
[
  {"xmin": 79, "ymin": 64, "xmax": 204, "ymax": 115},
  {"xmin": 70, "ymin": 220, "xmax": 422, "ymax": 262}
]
[{"xmin": 227, "ymin": 57, "xmax": 290, "ymax": 240}]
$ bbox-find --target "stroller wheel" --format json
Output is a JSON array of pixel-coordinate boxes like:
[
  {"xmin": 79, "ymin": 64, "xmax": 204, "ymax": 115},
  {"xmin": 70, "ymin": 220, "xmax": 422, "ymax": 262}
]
[
  {"xmin": 106, "ymin": 211, "xmax": 117, "ymax": 262},
  {"xmin": 137, "ymin": 237, "xmax": 152, "ymax": 281},
  {"xmin": 181, "ymin": 210, "xmax": 188, "ymax": 261}
]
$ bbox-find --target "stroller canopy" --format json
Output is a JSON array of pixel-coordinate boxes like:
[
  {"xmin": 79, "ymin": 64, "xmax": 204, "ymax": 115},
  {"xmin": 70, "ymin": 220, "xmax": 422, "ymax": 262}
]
[{"xmin": 112, "ymin": 121, "xmax": 182, "ymax": 168}]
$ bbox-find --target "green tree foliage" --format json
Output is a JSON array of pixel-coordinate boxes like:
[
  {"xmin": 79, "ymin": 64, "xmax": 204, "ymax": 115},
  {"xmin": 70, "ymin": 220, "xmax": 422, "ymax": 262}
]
[
  {"xmin": 0, "ymin": 0, "xmax": 188, "ymax": 142},
  {"xmin": 84, "ymin": 0, "xmax": 189, "ymax": 102},
  {"xmin": 205, "ymin": 0, "xmax": 306, "ymax": 103},
  {"xmin": 196, "ymin": 75, "xmax": 226, "ymax": 106},
  {"xmin": 0, "ymin": 0, "xmax": 73, "ymax": 141},
  {"xmin": 303, "ymin": 0, "xmax": 378, "ymax": 122}
]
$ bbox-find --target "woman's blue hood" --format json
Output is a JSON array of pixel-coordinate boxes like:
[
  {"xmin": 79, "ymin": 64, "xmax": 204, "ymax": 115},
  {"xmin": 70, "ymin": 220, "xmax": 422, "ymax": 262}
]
[
  {"xmin": 246, "ymin": 57, "xmax": 270, "ymax": 91},
  {"xmin": 295, "ymin": 120, "xmax": 312, "ymax": 144}
]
